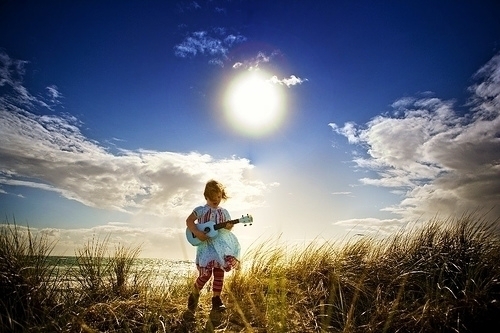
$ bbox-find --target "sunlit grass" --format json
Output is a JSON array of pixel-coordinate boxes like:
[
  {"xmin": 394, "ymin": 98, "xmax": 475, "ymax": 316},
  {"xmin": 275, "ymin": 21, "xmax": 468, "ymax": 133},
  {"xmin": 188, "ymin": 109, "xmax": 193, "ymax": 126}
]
[{"xmin": 1, "ymin": 213, "xmax": 499, "ymax": 332}]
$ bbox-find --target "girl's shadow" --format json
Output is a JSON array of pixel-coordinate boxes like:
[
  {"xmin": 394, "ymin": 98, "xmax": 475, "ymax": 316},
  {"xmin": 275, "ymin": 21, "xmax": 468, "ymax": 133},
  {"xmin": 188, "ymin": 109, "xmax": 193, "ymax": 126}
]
[
  {"xmin": 203, "ymin": 310, "xmax": 224, "ymax": 332},
  {"xmin": 180, "ymin": 309, "xmax": 225, "ymax": 332}
]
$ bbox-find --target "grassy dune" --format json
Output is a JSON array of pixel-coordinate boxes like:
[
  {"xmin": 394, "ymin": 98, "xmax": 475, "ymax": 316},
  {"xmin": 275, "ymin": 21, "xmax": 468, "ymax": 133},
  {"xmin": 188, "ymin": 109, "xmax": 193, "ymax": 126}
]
[{"xmin": 1, "ymin": 214, "xmax": 500, "ymax": 332}]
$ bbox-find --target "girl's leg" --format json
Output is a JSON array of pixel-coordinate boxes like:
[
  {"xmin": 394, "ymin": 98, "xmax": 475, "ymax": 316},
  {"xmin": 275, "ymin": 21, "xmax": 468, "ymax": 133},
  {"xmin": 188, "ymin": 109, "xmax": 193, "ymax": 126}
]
[
  {"xmin": 188, "ymin": 269, "xmax": 213, "ymax": 312},
  {"xmin": 211, "ymin": 268, "xmax": 226, "ymax": 311},
  {"xmin": 212, "ymin": 267, "xmax": 224, "ymax": 295},
  {"xmin": 195, "ymin": 269, "xmax": 213, "ymax": 291}
]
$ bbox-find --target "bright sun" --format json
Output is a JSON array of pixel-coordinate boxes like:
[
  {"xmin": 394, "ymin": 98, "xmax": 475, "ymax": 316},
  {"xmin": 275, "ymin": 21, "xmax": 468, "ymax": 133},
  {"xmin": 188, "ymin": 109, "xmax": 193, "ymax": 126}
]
[{"xmin": 223, "ymin": 71, "xmax": 286, "ymax": 137}]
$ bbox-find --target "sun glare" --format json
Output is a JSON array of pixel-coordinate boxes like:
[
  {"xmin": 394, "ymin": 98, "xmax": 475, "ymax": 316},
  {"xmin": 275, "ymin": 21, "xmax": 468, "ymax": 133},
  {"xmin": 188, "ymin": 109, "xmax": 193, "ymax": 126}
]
[{"xmin": 223, "ymin": 71, "xmax": 286, "ymax": 137}]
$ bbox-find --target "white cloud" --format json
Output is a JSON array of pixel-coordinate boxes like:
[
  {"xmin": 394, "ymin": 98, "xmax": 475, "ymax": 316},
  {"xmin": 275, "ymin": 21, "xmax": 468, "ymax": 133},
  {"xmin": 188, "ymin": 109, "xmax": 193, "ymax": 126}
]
[
  {"xmin": 329, "ymin": 122, "xmax": 360, "ymax": 144},
  {"xmin": 0, "ymin": 52, "xmax": 63, "ymax": 111},
  {"xmin": 470, "ymin": 51, "xmax": 500, "ymax": 115},
  {"xmin": 45, "ymin": 85, "xmax": 63, "ymax": 106},
  {"xmin": 330, "ymin": 52, "xmax": 500, "ymax": 230},
  {"xmin": 229, "ymin": 50, "xmax": 308, "ymax": 90},
  {"xmin": 232, "ymin": 51, "xmax": 280, "ymax": 71},
  {"xmin": 269, "ymin": 74, "xmax": 307, "ymax": 87},
  {"xmin": 0, "ymin": 52, "xmax": 37, "ymax": 109},
  {"xmin": 174, "ymin": 30, "xmax": 246, "ymax": 66},
  {"xmin": 229, "ymin": 50, "xmax": 307, "ymax": 87},
  {"xmin": 333, "ymin": 217, "xmax": 403, "ymax": 235},
  {"xmin": 215, "ymin": 7, "xmax": 226, "ymax": 14}
]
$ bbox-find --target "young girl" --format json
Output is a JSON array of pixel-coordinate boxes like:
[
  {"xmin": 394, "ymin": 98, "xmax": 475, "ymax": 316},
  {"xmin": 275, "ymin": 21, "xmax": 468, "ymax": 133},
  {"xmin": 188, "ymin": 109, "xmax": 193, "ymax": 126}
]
[{"xmin": 186, "ymin": 180, "xmax": 240, "ymax": 312}]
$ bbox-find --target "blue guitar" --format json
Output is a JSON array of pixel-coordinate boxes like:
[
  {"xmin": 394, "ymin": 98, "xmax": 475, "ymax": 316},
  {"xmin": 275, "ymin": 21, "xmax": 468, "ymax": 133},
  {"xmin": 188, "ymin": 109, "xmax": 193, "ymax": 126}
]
[{"xmin": 186, "ymin": 214, "xmax": 253, "ymax": 246}]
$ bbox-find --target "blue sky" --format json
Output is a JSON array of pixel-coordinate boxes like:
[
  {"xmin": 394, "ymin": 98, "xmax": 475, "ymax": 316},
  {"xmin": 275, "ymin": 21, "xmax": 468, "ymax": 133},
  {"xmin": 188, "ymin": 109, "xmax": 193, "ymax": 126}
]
[{"xmin": 1, "ymin": 0, "xmax": 500, "ymax": 259}]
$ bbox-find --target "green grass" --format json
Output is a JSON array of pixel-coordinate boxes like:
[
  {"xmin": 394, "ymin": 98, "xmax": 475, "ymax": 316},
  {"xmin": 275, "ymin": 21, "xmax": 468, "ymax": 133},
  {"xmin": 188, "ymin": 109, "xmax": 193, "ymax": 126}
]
[{"xmin": 1, "ymin": 213, "xmax": 499, "ymax": 332}]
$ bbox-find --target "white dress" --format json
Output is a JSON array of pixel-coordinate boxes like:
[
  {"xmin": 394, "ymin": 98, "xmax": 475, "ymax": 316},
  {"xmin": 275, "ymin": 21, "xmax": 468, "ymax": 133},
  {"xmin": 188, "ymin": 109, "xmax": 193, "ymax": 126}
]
[{"xmin": 193, "ymin": 205, "xmax": 240, "ymax": 276}]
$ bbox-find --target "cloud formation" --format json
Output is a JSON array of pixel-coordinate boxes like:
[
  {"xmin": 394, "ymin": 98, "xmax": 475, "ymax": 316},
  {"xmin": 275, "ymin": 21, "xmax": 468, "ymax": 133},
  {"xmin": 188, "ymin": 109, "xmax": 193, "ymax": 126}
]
[
  {"xmin": 0, "ymin": 52, "xmax": 270, "ymax": 220},
  {"xmin": 174, "ymin": 30, "xmax": 246, "ymax": 66},
  {"xmin": 330, "ymin": 52, "xmax": 500, "ymax": 231},
  {"xmin": 269, "ymin": 74, "xmax": 307, "ymax": 87},
  {"xmin": 0, "ymin": 53, "xmax": 63, "ymax": 112},
  {"xmin": 231, "ymin": 51, "xmax": 308, "ymax": 88},
  {"xmin": 232, "ymin": 51, "xmax": 280, "ymax": 70}
]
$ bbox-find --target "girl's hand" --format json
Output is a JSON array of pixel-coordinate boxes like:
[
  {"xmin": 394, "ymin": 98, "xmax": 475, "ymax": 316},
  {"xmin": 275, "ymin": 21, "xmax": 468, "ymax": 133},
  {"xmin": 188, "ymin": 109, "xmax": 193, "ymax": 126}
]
[
  {"xmin": 225, "ymin": 222, "xmax": 234, "ymax": 230},
  {"xmin": 196, "ymin": 231, "xmax": 209, "ymax": 242}
]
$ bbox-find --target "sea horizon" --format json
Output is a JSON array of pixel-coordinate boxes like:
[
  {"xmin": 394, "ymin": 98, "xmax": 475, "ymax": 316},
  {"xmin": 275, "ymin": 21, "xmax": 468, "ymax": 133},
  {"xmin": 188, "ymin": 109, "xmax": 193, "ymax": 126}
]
[{"xmin": 47, "ymin": 255, "xmax": 196, "ymax": 287}]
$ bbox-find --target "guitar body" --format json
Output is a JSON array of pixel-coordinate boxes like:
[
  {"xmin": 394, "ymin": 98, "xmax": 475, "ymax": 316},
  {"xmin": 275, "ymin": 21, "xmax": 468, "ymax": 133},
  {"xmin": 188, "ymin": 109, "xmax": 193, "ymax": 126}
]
[
  {"xmin": 185, "ymin": 221, "xmax": 218, "ymax": 246},
  {"xmin": 186, "ymin": 214, "xmax": 253, "ymax": 246}
]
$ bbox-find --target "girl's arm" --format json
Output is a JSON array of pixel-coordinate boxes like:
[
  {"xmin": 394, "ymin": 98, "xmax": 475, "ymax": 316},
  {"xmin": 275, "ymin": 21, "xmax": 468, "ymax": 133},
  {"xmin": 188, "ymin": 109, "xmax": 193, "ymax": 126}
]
[
  {"xmin": 186, "ymin": 212, "xmax": 209, "ymax": 241},
  {"xmin": 223, "ymin": 209, "xmax": 234, "ymax": 230}
]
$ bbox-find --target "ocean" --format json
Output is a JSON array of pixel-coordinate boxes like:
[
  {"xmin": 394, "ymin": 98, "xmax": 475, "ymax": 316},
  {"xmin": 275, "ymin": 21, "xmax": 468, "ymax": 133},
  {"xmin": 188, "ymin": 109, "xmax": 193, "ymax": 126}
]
[{"xmin": 48, "ymin": 256, "xmax": 196, "ymax": 288}]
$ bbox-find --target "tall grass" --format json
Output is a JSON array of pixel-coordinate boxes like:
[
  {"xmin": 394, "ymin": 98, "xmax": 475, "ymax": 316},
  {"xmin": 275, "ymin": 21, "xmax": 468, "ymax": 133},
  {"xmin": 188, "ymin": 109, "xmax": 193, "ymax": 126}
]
[
  {"xmin": 72, "ymin": 235, "xmax": 145, "ymax": 300},
  {"xmin": 1, "ymin": 213, "xmax": 499, "ymax": 332},
  {"xmin": 73, "ymin": 234, "xmax": 111, "ymax": 301},
  {"xmin": 0, "ymin": 219, "xmax": 63, "ymax": 331}
]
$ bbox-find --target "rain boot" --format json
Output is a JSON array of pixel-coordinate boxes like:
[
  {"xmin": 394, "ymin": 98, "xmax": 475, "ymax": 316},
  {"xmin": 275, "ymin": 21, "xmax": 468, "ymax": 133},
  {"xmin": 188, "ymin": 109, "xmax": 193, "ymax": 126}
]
[
  {"xmin": 187, "ymin": 292, "xmax": 199, "ymax": 312},
  {"xmin": 211, "ymin": 295, "xmax": 226, "ymax": 312}
]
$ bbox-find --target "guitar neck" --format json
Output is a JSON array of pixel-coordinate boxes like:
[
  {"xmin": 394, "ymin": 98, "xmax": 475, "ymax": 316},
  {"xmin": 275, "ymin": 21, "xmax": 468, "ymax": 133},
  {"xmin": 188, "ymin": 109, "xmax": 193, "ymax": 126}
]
[{"xmin": 213, "ymin": 219, "xmax": 240, "ymax": 231}]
